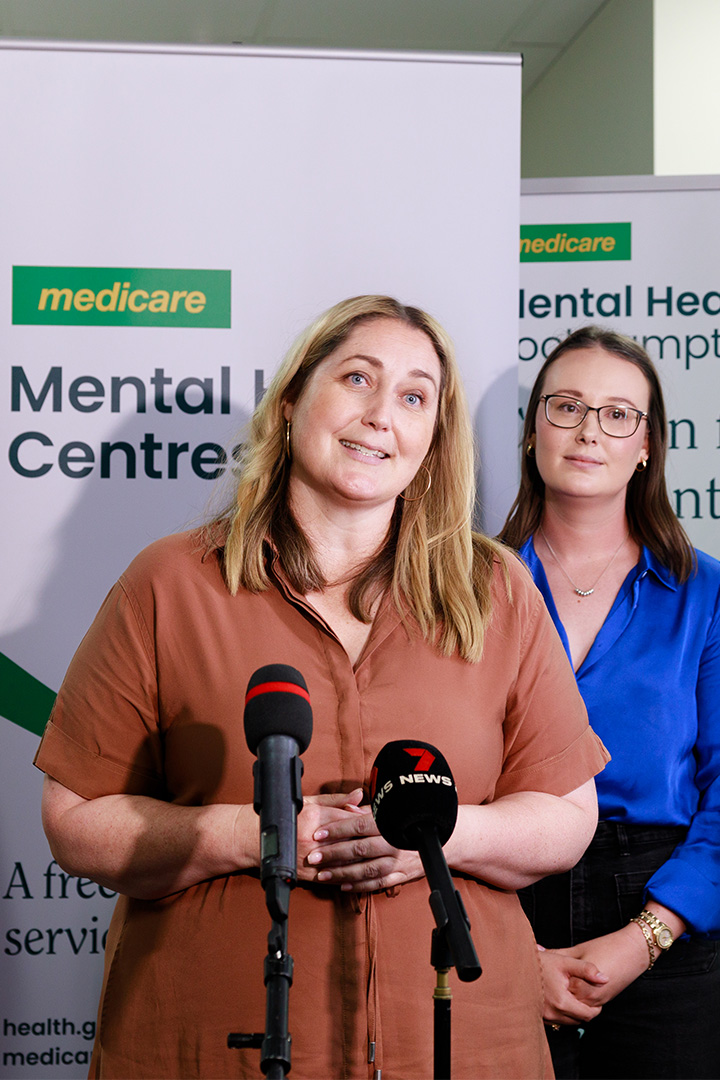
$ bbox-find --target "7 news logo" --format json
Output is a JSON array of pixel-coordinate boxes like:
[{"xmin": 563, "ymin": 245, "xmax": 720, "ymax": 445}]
[{"xmin": 370, "ymin": 746, "xmax": 452, "ymax": 816}]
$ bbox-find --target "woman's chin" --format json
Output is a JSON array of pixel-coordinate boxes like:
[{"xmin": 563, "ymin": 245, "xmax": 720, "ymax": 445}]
[{"xmin": 330, "ymin": 480, "xmax": 399, "ymax": 509}]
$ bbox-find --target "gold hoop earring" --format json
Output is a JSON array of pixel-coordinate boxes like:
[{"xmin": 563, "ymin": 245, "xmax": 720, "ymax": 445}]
[
  {"xmin": 285, "ymin": 420, "xmax": 291, "ymax": 458},
  {"xmin": 526, "ymin": 441, "xmax": 536, "ymax": 457},
  {"xmin": 636, "ymin": 458, "xmax": 647, "ymax": 472},
  {"xmin": 399, "ymin": 464, "xmax": 432, "ymax": 502}
]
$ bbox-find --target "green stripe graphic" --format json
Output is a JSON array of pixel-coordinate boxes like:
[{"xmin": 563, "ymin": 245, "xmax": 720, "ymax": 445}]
[{"xmin": 0, "ymin": 652, "xmax": 56, "ymax": 736}]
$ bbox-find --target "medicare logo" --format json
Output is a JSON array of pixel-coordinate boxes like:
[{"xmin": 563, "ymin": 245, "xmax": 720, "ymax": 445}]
[
  {"xmin": 520, "ymin": 223, "xmax": 631, "ymax": 262},
  {"xmin": 12, "ymin": 266, "xmax": 231, "ymax": 327}
]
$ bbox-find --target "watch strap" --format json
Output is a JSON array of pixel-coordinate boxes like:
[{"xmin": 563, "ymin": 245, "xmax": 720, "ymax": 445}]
[
  {"xmin": 637, "ymin": 908, "xmax": 674, "ymax": 950},
  {"xmin": 629, "ymin": 916, "xmax": 657, "ymax": 969}
]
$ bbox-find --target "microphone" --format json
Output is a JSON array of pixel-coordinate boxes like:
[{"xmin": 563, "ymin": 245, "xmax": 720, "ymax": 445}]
[
  {"xmin": 244, "ymin": 664, "xmax": 313, "ymax": 921},
  {"xmin": 370, "ymin": 740, "xmax": 481, "ymax": 981}
]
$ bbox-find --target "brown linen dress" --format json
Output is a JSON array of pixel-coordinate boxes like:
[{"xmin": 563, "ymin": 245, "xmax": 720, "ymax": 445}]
[{"xmin": 34, "ymin": 530, "xmax": 609, "ymax": 1079}]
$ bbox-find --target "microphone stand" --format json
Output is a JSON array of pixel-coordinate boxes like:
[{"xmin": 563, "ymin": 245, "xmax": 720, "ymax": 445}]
[
  {"xmin": 259, "ymin": 879, "xmax": 294, "ymax": 1079},
  {"xmin": 229, "ymin": 752, "xmax": 304, "ymax": 1077},
  {"xmin": 409, "ymin": 823, "xmax": 482, "ymax": 1080},
  {"xmin": 431, "ymin": 930, "xmax": 453, "ymax": 1080},
  {"xmin": 227, "ymin": 879, "xmax": 294, "ymax": 1079}
]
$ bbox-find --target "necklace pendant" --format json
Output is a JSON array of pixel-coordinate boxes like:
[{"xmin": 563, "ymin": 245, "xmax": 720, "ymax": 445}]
[{"xmin": 539, "ymin": 527, "xmax": 628, "ymax": 602}]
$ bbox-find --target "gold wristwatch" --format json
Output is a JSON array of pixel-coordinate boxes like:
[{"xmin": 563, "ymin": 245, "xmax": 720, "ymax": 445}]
[{"xmin": 638, "ymin": 909, "xmax": 674, "ymax": 950}]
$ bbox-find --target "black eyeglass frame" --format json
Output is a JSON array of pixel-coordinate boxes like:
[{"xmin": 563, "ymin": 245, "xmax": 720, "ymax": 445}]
[{"xmin": 539, "ymin": 394, "xmax": 649, "ymax": 438}]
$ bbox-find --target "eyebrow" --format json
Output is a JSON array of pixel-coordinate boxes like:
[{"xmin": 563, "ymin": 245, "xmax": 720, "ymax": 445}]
[
  {"xmin": 550, "ymin": 388, "xmax": 644, "ymax": 409},
  {"xmin": 346, "ymin": 353, "xmax": 439, "ymax": 392}
]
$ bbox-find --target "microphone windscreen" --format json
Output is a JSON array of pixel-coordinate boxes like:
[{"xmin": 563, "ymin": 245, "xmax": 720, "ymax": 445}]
[
  {"xmin": 244, "ymin": 664, "xmax": 313, "ymax": 754},
  {"xmin": 370, "ymin": 740, "xmax": 458, "ymax": 849}
]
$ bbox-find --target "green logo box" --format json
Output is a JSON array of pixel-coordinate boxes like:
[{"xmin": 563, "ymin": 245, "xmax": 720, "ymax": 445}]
[
  {"xmin": 12, "ymin": 266, "xmax": 231, "ymax": 327},
  {"xmin": 520, "ymin": 223, "xmax": 631, "ymax": 262}
]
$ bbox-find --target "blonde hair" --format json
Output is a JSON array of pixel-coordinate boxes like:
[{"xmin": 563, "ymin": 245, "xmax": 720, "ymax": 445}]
[{"xmin": 209, "ymin": 295, "xmax": 506, "ymax": 661}]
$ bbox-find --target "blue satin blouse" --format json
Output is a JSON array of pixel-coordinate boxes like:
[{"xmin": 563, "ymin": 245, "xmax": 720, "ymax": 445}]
[{"xmin": 519, "ymin": 537, "xmax": 720, "ymax": 937}]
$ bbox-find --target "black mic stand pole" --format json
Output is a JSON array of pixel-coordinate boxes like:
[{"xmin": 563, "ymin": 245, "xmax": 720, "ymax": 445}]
[
  {"xmin": 261, "ymin": 878, "xmax": 294, "ymax": 1079},
  {"xmin": 430, "ymin": 927, "xmax": 453, "ymax": 1080},
  {"xmin": 227, "ymin": 878, "xmax": 293, "ymax": 1078},
  {"xmin": 409, "ymin": 823, "xmax": 482, "ymax": 1080}
]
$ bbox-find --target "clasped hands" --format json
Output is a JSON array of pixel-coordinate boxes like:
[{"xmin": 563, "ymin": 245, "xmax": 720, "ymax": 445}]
[
  {"xmin": 538, "ymin": 921, "xmax": 653, "ymax": 1027},
  {"xmin": 296, "ymin": 789, "xmax": 424, "ymax": 893}
]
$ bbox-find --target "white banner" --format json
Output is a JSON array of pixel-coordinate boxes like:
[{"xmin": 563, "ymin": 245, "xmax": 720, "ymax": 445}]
[
  {"xmin": 520, "ymin": 175, "xmax": 720, "ymax": 559},
  {"xmin": 0, "ymin": 41, "xmax": 521, "ymax": 1077}
]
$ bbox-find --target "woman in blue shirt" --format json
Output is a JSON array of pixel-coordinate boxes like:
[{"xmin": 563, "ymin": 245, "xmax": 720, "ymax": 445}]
[{"xmin": 499, "ymin": 325, "xmax": 720, "ymax": 1080}]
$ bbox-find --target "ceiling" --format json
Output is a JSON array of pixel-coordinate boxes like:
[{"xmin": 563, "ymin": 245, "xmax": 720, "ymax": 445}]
[{"xmin": 0, "ymin": 0, "xmax": 609, "ymax": 94}]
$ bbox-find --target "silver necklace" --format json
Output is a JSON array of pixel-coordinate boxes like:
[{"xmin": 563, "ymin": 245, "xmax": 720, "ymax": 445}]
[{"xmin": 539, "ymin": 527, "xmax": 628, "ymax": 597}]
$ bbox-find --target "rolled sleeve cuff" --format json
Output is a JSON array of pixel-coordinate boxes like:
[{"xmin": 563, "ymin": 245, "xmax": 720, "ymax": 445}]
[
  {"xmin": 647, "ymin": 857, "xmax": 720, "ymax": 938},
  {"xmin": 495, "ymin": 726, "xmax": 610, "ymax": 800},
  {"xmin": 34, "ymin": 719, "xmax": 166, "ymax": 800}
]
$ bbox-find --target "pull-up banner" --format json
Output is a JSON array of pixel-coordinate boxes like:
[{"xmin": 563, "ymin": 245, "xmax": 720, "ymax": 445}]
[
  {"xmin": 520, "ymin": 176, "xmax": 720, "ymax": 559},
  {"xmin": 0, "ymin": 41, "xmax": 521, "ymax": 1077}
]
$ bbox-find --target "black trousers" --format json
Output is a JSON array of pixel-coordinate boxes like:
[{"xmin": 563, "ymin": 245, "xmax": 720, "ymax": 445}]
[{"xmin": 520, "ymin": 823, "xmax": 720, "ymax": 1080}]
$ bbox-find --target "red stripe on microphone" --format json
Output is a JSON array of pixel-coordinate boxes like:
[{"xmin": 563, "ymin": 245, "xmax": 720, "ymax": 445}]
[{"xmin": 245, "ymin": 681, "xmax": 311, "ymax": 706}]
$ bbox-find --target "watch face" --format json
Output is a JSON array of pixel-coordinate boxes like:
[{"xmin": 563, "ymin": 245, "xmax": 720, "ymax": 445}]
[{"xmin": 656, "ymin": 927, "xmax": 673, "ymax": 949}]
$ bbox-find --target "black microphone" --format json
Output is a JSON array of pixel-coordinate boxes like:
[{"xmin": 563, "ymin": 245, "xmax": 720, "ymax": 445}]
[
  {"xmin": 370, "ymin": 740, "xmax": 481, "ymax": 981},
  {"xmin": 244, "ymin": 664, "xmax": 313, "ymax": 921}
]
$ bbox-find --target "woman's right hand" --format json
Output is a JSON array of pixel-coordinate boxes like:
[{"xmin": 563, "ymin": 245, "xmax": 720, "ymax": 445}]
[
  {"xmin": 536, "ymin": 945, "xmax": 609, "ymax": 1026},
  {"xmin": 42, "ymin": 779, "xmax": 412, "ymax": 898},
  {"xmin": 295, "ymin": 789, "xmax": 366, "ymax": 883},
  {"xmin": 42, "ymin": 778, "xmax": 373, "ymax": 898}
]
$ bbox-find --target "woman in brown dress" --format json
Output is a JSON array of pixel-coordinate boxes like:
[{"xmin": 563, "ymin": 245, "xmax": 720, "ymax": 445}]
[{"xmin": 35, "ymin": 295, "xmax": 608, "ymax": 1079}]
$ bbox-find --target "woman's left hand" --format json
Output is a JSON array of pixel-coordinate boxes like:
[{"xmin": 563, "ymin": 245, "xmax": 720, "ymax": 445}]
[
  {"xmin": 546, "ymin": 923, "xmax": 653, "ymax": 1010},
  {"xmin": 306, "ymin": 803, "xmax": 424, "ymax": 892}
]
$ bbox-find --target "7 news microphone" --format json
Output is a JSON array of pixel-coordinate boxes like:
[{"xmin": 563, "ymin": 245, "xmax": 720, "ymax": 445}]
[
  {"xmin": 371, "ymin": 740, "xmax": 481, "ymax": 981},
  {"xmin": 243, "ymin": 663, "xmax": 313, "ymax": 921}
]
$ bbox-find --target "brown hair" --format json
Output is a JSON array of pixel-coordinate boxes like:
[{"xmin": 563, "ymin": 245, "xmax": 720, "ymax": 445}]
[
  {"xmin": 498, "ymin": 325, "xmax": 695, "ymax": 581},
  {"xmin": 208, "ymin": 295, "xmax": 507, "ymax": 661}
]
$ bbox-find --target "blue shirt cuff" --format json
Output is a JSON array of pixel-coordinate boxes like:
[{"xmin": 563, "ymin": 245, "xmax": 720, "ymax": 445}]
[{"xmin": 647, "ymin": 858, "xmax": 720, "ymax": 938}]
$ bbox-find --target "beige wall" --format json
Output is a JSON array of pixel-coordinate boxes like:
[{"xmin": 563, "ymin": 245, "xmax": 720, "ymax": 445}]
[{"xmin": 655, "ymin": 0, "xmax": 720, "ymax": 174}]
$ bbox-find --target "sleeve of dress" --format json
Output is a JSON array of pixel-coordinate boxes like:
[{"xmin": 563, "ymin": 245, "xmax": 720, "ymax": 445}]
[
  {"xmin": 33, "ymin": 567, "xmax": 166, "ymax": 801},
  {"xmin": 493, "ymin": 558, "xmax": 610, "ymax": 801},
  {"xmin": 644, "ymin": 589, "xmax": 720, "ymax": 937}
]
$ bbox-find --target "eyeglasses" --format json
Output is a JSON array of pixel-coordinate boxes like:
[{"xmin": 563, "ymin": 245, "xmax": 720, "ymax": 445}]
[{"xmin": 540, "ymin": 395, "xmax": 649, "ymax": 438}]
